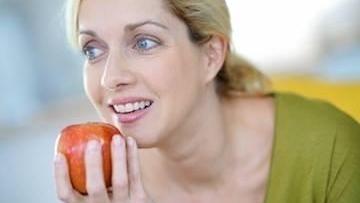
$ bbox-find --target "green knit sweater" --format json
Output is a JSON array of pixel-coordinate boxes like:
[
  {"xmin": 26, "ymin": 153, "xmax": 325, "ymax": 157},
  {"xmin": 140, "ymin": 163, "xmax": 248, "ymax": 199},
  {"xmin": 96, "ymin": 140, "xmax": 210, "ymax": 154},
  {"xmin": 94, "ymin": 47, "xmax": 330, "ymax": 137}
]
[{"xmin": 264, "ymin": 92, "xmax": 360, "ymax": 203}]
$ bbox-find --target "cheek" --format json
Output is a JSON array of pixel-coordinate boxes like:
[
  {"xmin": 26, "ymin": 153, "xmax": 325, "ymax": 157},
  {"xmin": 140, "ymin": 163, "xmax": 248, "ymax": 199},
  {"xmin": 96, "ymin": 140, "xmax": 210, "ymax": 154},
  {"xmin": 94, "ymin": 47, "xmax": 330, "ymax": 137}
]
[
  {"xmin": 141, "ymin": 47, "xmax": 203, "ymax": 102},
  {"xmin": 83, "ymin": 66, "xmax": 103, "ymax": 106},
  {"xmin": 162, "ymin": 49, "xmax": 202, "ymax": 90},
  {"xmin": 139, "ymin": 56, "xmax": 184, "ymax": 95}
]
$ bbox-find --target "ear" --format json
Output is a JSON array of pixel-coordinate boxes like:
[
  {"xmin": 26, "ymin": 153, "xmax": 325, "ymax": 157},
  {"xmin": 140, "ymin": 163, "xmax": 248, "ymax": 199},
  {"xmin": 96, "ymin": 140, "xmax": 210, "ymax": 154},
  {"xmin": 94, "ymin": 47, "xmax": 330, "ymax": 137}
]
[{"xmin": 201, "ymin": 35, "xmax": 228, "ymax": 84}]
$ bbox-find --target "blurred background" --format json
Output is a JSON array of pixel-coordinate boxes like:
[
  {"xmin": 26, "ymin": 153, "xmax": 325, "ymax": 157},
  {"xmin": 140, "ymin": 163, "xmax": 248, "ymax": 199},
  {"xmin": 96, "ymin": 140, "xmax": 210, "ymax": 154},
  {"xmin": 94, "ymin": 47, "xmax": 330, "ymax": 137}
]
[{"xmin": 0, "ymin": 0, "xmax": 359, "ymax": 202}]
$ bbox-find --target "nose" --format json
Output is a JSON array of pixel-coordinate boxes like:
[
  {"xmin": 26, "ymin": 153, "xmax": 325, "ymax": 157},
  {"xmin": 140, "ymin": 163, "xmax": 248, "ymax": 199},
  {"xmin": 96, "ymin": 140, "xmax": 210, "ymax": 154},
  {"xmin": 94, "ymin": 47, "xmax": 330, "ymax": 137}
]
[{"xmin": 101, "ymin": 53, "xmax": 137, "ymax": 91}]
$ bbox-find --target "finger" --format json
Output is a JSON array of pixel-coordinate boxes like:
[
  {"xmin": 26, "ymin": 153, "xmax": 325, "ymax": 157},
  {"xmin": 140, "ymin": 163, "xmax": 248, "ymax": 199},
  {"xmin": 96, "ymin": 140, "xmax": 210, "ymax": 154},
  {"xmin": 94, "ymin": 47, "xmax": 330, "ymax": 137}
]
[
  {"xmin": 54, "ymin": 153, "xmax": 82, "ymax": 203},
  {"xmin": 85, "ymin": 140, "xmax": 109, "ymax": 202},
  {"xmin": 111, "ymin": 135, "xmax": 129, "ymax": 201},
  {"xmin": 127, "ymin": 136, "xmax": 146, "ymax": 200}
]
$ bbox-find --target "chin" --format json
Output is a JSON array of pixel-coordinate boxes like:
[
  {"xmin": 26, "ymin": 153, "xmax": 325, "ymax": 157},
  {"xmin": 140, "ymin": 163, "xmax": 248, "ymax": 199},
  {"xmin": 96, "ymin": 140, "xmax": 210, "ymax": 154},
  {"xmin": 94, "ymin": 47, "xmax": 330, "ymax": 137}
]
[
  {"xmin": 123, "ymin": 128, "xmax": 162, "ymax": 148},
  {"xmin": 98, "ymin": 104, "xmax": 164, "ymax": 148},
  {"xmin": 110, "ymin": 118, "xmax": 161, "ymax": 149}
]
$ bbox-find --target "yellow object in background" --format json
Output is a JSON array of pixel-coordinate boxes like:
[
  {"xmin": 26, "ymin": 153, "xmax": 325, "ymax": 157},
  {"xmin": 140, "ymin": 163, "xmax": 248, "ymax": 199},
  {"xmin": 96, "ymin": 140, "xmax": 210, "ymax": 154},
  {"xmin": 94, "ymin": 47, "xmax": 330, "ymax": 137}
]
[{"xmin": 271, "ymin": 75, "xmax": 360, "ymax": 122}]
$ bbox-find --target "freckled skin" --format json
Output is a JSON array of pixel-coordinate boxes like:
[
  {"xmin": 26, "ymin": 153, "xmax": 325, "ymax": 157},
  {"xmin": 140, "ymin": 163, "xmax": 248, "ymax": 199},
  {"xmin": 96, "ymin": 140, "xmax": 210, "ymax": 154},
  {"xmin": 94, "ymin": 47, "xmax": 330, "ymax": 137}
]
[{"xmin": 56, "ymin": 122, "xmax": 121, "ymax": 194}]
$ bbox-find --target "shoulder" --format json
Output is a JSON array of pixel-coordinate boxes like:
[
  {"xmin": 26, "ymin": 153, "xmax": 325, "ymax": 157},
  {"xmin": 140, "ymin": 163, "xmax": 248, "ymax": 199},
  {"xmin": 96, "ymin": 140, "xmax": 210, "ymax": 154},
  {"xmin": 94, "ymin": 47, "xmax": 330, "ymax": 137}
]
[
  {"xmin": 275, "ymin": 91, "xmax": 359, "ymax": 136},
  {"xmin": 274, "ymin": 91, "xmax": 360, "ymax": 154},
  {"xmin": 275, "ymin": 90, "xmax": 360, "ymax": 158},
  {"xmin": 274, "ymin": 92, "xmax": 360, "ymax": 201},
  {"xmin": 266, "ymin": 92, "xmax": 360, "ymax": 202}
]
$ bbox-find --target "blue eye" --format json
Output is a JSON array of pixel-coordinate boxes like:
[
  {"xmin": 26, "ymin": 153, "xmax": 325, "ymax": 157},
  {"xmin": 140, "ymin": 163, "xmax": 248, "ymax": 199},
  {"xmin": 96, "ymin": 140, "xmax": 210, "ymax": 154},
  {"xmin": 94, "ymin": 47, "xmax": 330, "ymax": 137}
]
[
  {"xmin": 135, "ymin": 38, "xmax": 159, "ymax": 52},
  {"xmin": 82, "ymin": 46, "xmax": 104, "ymax": 61}
]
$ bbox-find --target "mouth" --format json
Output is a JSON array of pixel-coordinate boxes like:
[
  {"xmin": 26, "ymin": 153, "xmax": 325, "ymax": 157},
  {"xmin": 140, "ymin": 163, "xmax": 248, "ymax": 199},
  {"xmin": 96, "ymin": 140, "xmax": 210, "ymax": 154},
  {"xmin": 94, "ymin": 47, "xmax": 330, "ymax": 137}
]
[
  {"xmin": 110, "ymin": 100, "xmax": 153, "ymax": 114},
  {"xmin": 109, "ymin": 99, "xmax": 154, "ymax": 124}
]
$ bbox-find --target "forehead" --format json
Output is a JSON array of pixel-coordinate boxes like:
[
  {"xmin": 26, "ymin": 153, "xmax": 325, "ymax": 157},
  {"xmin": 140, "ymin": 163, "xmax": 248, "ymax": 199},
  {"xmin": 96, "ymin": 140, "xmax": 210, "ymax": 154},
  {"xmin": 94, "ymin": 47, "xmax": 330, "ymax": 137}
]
[{"xmin": 78, "ymin": 0, "xmax": 176, "ymax": 32}]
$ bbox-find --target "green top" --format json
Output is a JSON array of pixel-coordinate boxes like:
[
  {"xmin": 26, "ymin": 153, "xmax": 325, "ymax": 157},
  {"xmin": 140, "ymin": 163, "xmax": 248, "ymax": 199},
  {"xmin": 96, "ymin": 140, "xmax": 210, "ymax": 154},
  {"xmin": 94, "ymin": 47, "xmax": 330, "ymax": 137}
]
[{"xmin": 265, "ymin": 92, "xmax": 360, "ymax": 203}]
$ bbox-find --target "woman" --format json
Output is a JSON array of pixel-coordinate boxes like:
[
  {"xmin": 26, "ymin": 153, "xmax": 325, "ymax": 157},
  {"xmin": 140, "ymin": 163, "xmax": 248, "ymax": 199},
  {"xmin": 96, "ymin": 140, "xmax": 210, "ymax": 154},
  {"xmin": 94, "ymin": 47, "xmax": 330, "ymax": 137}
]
[{"xmin": 54, "ymin": 0, "xmax": 360, "ymax": 202}]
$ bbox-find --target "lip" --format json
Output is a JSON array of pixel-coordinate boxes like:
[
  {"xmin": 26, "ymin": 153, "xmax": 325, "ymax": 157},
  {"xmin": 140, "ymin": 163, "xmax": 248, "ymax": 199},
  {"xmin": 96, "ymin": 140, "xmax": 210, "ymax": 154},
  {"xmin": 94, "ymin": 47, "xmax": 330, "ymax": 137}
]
[
  {"xmin": 112, "ymin": 104, "xmax": 152, "ymax": 124},
  {"xmin": 107, "ymin": 96, "xmax": 154, "ymax": 124},
  {"xmin": 107, "ymin": 97, "xmax": 153, "ymax": 106}
]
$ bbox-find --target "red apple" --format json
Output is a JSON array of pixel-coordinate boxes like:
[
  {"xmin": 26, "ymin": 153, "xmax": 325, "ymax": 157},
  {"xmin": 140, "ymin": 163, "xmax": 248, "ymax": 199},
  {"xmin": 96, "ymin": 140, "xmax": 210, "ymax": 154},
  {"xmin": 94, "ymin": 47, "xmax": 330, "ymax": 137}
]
[{"xmin": 56, "ymin": 122, "xmax": 121, "ymax": 194}]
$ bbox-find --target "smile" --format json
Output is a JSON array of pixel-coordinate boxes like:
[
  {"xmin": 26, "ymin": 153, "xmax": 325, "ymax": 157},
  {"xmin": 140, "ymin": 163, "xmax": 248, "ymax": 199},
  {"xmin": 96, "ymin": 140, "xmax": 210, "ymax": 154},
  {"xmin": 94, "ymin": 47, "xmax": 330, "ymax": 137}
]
[{"xmin": 111, "ymin": 100, "xmax": 153, "ymax": 114}]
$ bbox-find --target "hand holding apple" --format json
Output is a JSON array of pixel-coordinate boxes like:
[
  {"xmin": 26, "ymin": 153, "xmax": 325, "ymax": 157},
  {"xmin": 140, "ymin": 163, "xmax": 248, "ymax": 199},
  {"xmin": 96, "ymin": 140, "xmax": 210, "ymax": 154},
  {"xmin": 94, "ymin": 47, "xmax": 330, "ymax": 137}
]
[
  {"xmin": 55, "ymin": 122, "xmax": 121, "ymax": 194},
  {"xmin": 54, "ymin": 122, "xmax": 154, "ymax": 203}
]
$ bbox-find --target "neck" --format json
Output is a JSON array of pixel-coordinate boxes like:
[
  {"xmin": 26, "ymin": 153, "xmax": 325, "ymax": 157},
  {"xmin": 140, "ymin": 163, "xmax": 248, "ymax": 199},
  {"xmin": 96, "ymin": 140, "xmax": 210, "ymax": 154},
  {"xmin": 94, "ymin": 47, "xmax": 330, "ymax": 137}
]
[{"xmin": 143, "ymin": 87, "xmax": 234, "ymax": 192}]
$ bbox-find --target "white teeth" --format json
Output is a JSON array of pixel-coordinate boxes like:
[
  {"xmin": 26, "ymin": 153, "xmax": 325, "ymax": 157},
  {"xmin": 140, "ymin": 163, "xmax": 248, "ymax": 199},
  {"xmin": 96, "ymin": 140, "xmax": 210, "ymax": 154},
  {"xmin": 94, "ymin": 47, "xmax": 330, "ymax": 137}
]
[
  {"xmin": 125, "ymin": 103, "xmax": 132, "ymax": 112},
  {"xmin": 119, "ymin": 105, "xmax": 125, "ymax": 112},
  {"xmin": 139, "ymin": 101, "xmax": 145, "ymax": 109},
  {"xmin": 134, "ymin": 102, "xmax": 139, "ymax": 110},
  {"xmin": 114, "ymin": 105, "xmax": 119, "ymax": 112},
  {"xmin": 113, "ymin": 100, "xmax": 152, "ymax": 114}
]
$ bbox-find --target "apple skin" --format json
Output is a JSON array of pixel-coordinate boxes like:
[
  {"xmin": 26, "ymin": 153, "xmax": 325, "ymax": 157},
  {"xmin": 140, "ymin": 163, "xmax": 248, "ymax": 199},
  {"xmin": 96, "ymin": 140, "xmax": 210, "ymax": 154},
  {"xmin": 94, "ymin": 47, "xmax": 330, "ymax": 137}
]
[{"xmin": 56, "ymin": 122, "xmax": 121, "ymax": 194}]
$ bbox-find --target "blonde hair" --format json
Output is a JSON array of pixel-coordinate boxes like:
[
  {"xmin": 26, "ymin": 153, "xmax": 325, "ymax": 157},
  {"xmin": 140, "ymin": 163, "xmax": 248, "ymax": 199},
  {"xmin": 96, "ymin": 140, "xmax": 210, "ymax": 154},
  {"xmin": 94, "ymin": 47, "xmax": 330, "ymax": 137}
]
[{"xmin": 66, "ymin": 0, "xmax": 272, "ymax": 96}]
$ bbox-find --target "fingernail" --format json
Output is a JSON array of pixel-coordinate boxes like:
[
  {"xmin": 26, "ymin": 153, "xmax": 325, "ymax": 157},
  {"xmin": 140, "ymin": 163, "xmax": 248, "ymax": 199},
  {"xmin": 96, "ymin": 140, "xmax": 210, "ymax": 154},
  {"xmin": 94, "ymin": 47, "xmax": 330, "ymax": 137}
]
[
  {"xmin": 88, "ymin": 140, "xmax": 99, "ymax": 151},
  {"xmin": 127, "ymin": 136, "xmax": 136, "ymax": 147},
  {"xmin": 113, "ymin": 135, "xmax": 121, "ymax": 145},
  {"xmin": 54, "ymin": 153, "xmax": 62, "ymax": 164}
]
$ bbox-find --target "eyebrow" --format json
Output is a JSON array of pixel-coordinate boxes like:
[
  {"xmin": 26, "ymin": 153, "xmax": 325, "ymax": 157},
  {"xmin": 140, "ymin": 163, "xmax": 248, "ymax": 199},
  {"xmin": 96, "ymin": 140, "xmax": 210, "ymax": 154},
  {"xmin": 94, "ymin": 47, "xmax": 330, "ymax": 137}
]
[
  {"xmin": 79, "ymin": 20, "xmax": 169, "ymax": 37},
  {"xmin": 126, "ymin": 20, "xmax": 169, "ymax": 31}
]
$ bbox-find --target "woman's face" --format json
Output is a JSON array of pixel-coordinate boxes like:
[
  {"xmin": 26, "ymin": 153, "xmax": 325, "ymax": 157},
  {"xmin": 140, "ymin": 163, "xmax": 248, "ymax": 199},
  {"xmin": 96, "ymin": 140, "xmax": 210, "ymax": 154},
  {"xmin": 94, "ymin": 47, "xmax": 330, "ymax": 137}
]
[{"xmin": 78, "ymin": 0, "xmax": 210, "ymax": 147}]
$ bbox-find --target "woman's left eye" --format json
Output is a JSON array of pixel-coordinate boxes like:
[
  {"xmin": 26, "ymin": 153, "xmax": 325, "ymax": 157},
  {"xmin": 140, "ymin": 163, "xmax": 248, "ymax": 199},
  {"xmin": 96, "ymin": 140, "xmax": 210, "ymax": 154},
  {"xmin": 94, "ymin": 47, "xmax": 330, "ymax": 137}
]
[{"xmin": 134, "ymin": 37, "xmax": 159, "ymax": 52}]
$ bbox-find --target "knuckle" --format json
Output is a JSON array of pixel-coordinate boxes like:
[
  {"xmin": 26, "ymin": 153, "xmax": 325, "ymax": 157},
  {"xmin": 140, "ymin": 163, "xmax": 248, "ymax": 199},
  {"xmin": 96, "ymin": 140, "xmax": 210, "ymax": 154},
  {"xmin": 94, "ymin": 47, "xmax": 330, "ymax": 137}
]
[
  {"xmin": 130, "ymin": 171, "xmax": 140, "ymax": 181},
  {"xmin": 112, "ymin": 180, "xmax": 128, "ymax": 191},
  {"xmin": 133, "ymin": 197, "xmax": 147, "ymax": 203},
  {"xmin": 57, "ymin": 191, "xmax": 71, "ymax": 202},
  {"xmin": 134, "ymin": 191, "xmax": 147, "ymax": 202},
  {"xmin": 88, "ymin": 185, "xmax": 106, "ymax": 197},
  {"xmin": 137, "ymin": 194, "xmax": 147, "ymax": 202}
]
